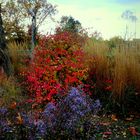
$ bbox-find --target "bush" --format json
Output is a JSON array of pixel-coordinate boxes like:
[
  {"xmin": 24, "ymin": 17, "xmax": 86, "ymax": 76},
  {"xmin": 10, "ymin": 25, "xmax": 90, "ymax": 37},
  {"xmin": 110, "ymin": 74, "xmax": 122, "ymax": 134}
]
[
  {"xmin": 21, "ymin": 32, "xmax": 88, "ymax": 107},
  {"xmin": 42, "ymin": 87, "xmax": 101, "ymax": 139}
]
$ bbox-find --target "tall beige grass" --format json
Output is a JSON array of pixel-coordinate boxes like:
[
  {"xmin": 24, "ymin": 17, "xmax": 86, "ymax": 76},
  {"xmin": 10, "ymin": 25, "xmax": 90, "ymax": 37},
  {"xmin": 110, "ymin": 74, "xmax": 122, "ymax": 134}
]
[
  {"xmin": 0, "ymin": 41, "xmax": 29, "ymax": 107},
  {"xmin": 112, "ymin": 47, "xmax": 128, "ymax": 101},
  {"xmin": 84, "ymin": 38, "xmax": 140, "ymax": 103},
  {"xmin": 113, "ymin": 44, "xmax": 140, "ymax": 101},
  {"xmin": 7, "ymin": 41, "xmax": 29, "ymax": 73},
  {"xmin": 84, "ymin": 38, "xmax": 112, "ymax": 89}
]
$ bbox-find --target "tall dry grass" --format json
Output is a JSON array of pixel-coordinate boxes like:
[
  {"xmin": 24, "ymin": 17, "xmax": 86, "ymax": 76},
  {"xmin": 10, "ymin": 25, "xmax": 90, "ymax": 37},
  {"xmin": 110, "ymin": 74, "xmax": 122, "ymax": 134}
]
[
  {"xmin": 0, "ymin": 41, "xmax": 29, "ymax": 107},
  {"xmin": 112, "ymin": 47, "xmax": 128, "ymax": 101},
  {"xmin": 84, "ymin": 38, "xmax": 112, "ymax": 90},
  {"xmin": 84, "ymin": 38, "xmax": 140, "ymax": 104},
  {"xmin": 7, "ymin": 41, "xmax": 29, "ymax": 73},
  {"xmin": 112, "ymin": 45, "xmax": 140, "ymax": 101}
]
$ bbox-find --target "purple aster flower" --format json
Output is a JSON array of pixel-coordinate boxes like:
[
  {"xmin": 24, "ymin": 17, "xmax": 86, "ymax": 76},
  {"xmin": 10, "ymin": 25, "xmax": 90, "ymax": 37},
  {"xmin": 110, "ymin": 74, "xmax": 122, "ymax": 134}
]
[{"xmin": 0, "ymin": 107, "xmax": 8, "ymax": 115}]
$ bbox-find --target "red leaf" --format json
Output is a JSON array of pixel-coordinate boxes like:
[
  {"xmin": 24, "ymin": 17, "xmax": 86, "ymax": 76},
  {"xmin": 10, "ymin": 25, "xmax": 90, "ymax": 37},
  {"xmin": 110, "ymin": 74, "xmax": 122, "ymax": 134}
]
[
  {"xmin": 111, "ymin": 114, "xmax": 118, "ymax": 121},
  {"xmin": 129, "ymin": 127, "xmax": 138, "ymax": 136},
  {"xmin": 103, "ymin": 132, "xmax": 112, "ymax": 135}
]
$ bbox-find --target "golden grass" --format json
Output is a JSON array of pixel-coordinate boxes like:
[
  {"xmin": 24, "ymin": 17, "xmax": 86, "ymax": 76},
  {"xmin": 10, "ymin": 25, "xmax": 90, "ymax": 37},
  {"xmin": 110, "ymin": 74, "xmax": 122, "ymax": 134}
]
[
  {"xmin": 7, "ymin": 41, "xmax": 29, "ymax": 73},
  {"xmin": 112, "ymin": 47, "xmax": 128, "ymax": 101},
  {"xmin": 0, "ymin": 75, "xmax": 22, "ymax": 107},
  {"xmin": 112, "ymin": 44, "xmax": 140, "ymax": 102},
  {"xmin": 0, "ymin": 41, "xmax": 29, "ymax": 107},
  {"xmin": 84, "ymin": 38, "xmax": 112, "ymax": 89},
  {"xmin": 84, "ymin": 38, "xmax": 140, "ymax": 103}
]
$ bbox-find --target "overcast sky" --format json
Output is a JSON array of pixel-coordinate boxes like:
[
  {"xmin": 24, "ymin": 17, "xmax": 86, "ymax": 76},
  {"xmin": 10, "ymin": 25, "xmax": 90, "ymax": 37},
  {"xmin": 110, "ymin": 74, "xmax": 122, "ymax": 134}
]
[{"xmin": 40, "ymin": 0, "xmax": 140, "ymax": 40}]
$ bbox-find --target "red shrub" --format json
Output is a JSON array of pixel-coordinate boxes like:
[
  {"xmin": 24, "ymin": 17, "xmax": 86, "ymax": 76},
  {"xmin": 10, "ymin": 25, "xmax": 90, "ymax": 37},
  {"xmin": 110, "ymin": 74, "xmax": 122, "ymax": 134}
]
[{"xmin": 21, "ymin": 32, "xmax": 87, "ymax": 106}]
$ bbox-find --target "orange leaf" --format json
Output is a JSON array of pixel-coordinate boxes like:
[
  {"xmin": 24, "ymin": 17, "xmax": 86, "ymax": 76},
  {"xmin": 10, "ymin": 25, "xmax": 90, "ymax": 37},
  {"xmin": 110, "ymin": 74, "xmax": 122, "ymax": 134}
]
[
  {"xmin": 10, "ymin": 101, "xmax": 17, "ymax": 109},
  {"xmin": 111, "ymin": 114, "xmax": 118, "ymax": 121}
]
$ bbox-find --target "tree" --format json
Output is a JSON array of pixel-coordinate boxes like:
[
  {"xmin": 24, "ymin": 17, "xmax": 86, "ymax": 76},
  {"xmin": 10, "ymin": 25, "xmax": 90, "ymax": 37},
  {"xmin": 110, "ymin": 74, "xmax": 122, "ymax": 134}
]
[
  {"xmin": 121, "ymin": 10, "xmax": 138, "ymax": 39},
  {"xmin": 0, "ymin": 3, "xmax": 7, "ymax": 50},
  {"xmin": 2, "ymin": 0, "xmax": 27, "ymax": 42},
  {"xmin": 17, "ymin": 0, "xmax": 57, "ymax": 55},
  {"xmin": 56, "ymin": 16, "xmax": 82, "ymax": 33},
  {"xmin": 0, "ymin": 3, "xmax": 12, "ymax": 76},
  {"xmin": 108, "ymin": 36, "xmax": 124, "ymax": 48}
]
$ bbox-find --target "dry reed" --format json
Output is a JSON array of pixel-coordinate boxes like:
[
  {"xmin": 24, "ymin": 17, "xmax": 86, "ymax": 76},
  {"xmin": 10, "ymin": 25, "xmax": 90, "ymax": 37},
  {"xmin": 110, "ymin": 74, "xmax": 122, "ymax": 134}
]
[
  {"xmin": 7, "ymin": 41, "xmax": 29, "ymax": 73},
  {"xmin": 84, "ymin": 38, "xmax": 140, "ymax": 103}
]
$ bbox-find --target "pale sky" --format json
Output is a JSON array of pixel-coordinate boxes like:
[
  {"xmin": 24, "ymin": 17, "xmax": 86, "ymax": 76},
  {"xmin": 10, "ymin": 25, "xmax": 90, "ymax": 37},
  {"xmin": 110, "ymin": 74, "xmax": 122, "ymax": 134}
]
[{"xmin": 39, "ymin": 0, "xmax": 140, "ymax": 40}]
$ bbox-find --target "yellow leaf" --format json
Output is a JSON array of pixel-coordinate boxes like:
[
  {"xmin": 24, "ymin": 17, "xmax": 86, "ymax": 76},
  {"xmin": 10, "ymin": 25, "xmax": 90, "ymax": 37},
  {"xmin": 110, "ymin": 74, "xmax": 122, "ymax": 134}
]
[{"xmin": 16, "ymin": 113, "xmax": 23, "ymax": 124}]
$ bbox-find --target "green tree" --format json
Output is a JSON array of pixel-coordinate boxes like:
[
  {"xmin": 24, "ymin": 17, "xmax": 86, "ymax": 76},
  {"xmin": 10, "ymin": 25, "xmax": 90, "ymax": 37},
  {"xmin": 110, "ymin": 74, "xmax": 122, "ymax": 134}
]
[
  {"xmin": 2, "ymin": 0, "xmax": 26, "ymax": 42},
  {"xmin": 56, "ymin": 16, "xmax": 82, "ymax": 33},
  {"xmin": 109, "ymin": 36, "xmax": 124, "ymax": 48}
]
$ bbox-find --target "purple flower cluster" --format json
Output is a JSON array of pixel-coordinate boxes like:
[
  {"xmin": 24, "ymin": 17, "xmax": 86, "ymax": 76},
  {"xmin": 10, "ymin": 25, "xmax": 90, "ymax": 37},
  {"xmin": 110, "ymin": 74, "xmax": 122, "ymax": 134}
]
[
  {"xmin": 0, "ymin": 107, "xmax": 13, "ymax": 139},
  {"xmin": 0, "ymin": 107, "xmax": 8, "ymax": 115},
  {"xmin": 0, "ymin": 87, "xmax": 101, "ymax": 139},
  {"xmin": 42, "ymin": 102, "xmax": 57, "ymax": 128},
  {"xmin": 42, "ymin": 87, "xmax": 101, "ymax": 136},
  {"xmin": 0, "ymin": 108, "xmax": 9, "ymax": 130}
]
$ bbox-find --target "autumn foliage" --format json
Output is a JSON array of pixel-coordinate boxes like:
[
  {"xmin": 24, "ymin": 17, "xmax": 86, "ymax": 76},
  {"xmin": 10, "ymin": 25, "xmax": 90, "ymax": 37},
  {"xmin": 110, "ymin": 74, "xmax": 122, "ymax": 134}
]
[{"xmin": 21, "ymin": 32, "xmax": 87, "ymax": 105}]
